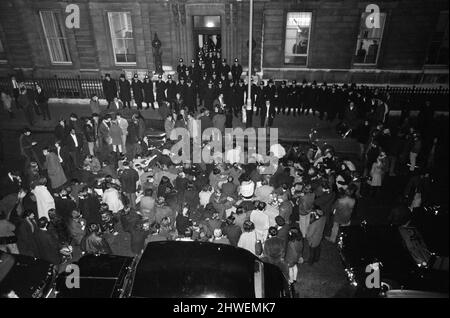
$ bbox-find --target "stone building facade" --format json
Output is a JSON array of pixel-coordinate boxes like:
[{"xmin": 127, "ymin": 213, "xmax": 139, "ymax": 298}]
[{"xmin": 0, "ymin": 0, "xmax": 448, "ymax": 84}]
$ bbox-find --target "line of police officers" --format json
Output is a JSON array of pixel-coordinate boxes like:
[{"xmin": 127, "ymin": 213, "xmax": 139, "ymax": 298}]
[{"xmin": 102, "ymin": 49, "xmax": 387, "ymax": 125}]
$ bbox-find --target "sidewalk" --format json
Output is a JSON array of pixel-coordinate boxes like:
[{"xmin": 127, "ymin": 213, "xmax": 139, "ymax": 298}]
[{"xmin": 0, "ymin": 101, "xmax": 360, "ymax": 153}]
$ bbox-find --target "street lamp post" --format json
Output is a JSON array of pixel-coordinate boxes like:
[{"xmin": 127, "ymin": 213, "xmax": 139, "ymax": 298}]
[{"xmin": 246, "ymin": 0, "xmax": 254, "ymax": 117}]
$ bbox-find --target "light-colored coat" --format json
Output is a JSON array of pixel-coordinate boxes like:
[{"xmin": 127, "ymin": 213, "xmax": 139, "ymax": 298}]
[
  {"xmin": 32, "ymin": 185, "xmax": 55, "ymax": 220},
  {"xmin": 44, "ymin": 152, "xmax": 67, "ymax": 189}
]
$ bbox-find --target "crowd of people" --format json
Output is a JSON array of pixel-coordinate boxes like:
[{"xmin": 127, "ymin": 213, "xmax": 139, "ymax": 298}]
[{"xmin": 0, "ymin": 51, "xmax": 446, "ymax": 297}]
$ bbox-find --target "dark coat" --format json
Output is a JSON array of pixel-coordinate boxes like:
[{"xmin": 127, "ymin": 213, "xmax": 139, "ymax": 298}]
[
  {"xmin": 102, "ymin": 78, "xmax": 117, "ymax": 102},
  {"xmin": 131, "ymin": 80, "xmax": 143, "ymax": 101},
  {"xmin": 119, "ymin": 168, "xmax": 139, "ymax": 193},
  {"xmin": 142, "ymin": 80, "xmax": 154, "ymax": 102},
  {"xmin": 118, "ymin": 79, "xmax": 131, "ymax": 102}
]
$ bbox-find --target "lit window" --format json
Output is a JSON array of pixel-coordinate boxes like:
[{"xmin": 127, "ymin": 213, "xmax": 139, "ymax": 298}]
[
  {"xmin": 284, "ymin": 12, "xmax": 312, "ymax": 65},
  {"xmin": 353, "ymin": 11, "xmax": 386, "ymax": 65},
  {"xmin": 425, "ymin": 11, "xmax": 449, "ymax": 65},
  {"xmin": 108, "ymin": 12, "xmax": 136, "ymax": 64}
]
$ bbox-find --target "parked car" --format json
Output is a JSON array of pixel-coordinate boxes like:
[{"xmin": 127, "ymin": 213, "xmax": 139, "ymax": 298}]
[
  {"xmin": 0, "ymin": 251, "xmax": 57, "ymax": 298},
  {"xmin": 55, "ymin": 241, "xmax": 291, "ymax": 298},
  {"xmin": 338, "ymin": 207, "xmax": 449, "ymax": 298}
]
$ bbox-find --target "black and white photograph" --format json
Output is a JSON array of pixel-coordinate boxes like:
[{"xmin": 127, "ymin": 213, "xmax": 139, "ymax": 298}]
[{"xmin": 0, "ymin": 0, "xmax": 448, "ymax": 304}]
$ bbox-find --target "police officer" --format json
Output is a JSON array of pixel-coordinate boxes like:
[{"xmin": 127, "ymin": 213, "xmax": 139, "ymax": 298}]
[
  {"xmin": 199, "ymin": 62, "xmax": 209, "ymax": 80},
  {"xmin": 263, "ymin": 79, "xmax": 277, "ymax": 104},
  {"xmin": 185, "ymin": 79, "xmax": 197, "ymax": 113},
  {"xmin": 231, "ymin": 58, "xmax": 242, "ymax": 83},
  {"xmin": 177, "ymin": 77, "xmax": 187, "ymax": 100},
  {"xmin": 211, "ymin": 72, "xmax": 220, "ymax": 87},
  {"xmin": 204, "ymin": 80, "xmax": 216, "ymax": 111},
  {"xmin": 131, "ymin": 74, "xmax": 144, "ymax": 110},
  {"xmin": 299, "ymin": 79, "xmax": 310, "ymax": 115},
  {"xmin": 220, "ymin": 58, "xmax": 230, "ymax": 79},
  {"xmin": 155, "ymin": 74, "xmax": 166, "ymax": 104},
  {"xmin": 210, "ymin": 60, "xmax": 219, "ymax": 79},
  {"xmin": 102, "ymin": 73, "xmax": 117, "ymax": 106},
  {"xmin": 255, "ymin": 80, "xmax": 266, "ymax": 116},
  {"xmin": 177, "ymin": 58, "xmax": 187, "ymax": 79},
  {"xmin": 165, "ymin": 75, "xmax": 177, "ymax": 106},
  {"xmin": 234, "ymin": 79, "xmax": 246, "ymax": 117},
  {"xmin": 317, "ymin": 82, "xmax": 329, "ymax": 120},
  {"xmin": 142, "ymin": 74, "xmax": 155, "ymax": 109},
  {"xmin": 199, "ymin": 73, "xmax": 209, "ymax": 107},
  {"xmin": 277, "ymin": 80, "xmax": 288, "ymax": 115},
  {"xmin": 224, "ymin": 80, "xmax": 235, "ymax": 117},
  {"xmin": 118, "ymin": 74, "xmax": 131, "ymax": 108}
]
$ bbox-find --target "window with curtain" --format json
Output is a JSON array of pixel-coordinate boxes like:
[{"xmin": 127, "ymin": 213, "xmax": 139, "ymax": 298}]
[
  {"xmin": 108, "ymin": 12, "xmax": 136, "ymax": 64},
  {"xmin": 353, "ymin": 12, "xmax": 386, "ymax": 65},
  {"xmin": 284, "ymin": 12, "xmax": 312, "ymax": 65},
  {"xmin": 425, "ymin": 11, "xmax": 449, "ymax": 65},
  {"xmin": 39, "ymin": 11, "xmax": 71, "ymax": 63}
]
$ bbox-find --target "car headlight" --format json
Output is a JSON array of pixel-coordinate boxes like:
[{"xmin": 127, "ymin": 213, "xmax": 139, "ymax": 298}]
[{"xmin": 344, "ymin": 268, "xmax": 358, "ymax": 287}]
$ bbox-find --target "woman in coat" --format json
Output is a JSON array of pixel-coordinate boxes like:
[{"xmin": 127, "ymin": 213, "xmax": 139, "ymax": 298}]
[
  {"xmin": 237, "ymin": 220, "xmax": 258, "ymax": 255},
  {"xmin": 43, "ymin": 147, "xmax": 67, "ymax": 190},
  {"xmin": 109, "ymin": 119, "xmax": 123, "ymax": 154},
  {"xmin": 368, "ymin": 152, "xmax": 387, "ymax": 197}
]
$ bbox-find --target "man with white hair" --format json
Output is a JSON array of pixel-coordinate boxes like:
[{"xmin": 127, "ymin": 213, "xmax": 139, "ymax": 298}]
[{"xmin": 210, "ymin": 229, "xmax": 231, "ymax": 245}]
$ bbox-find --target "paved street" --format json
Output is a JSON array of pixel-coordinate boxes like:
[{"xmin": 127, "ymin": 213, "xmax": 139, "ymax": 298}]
[{"xmin": 1, "ymin": 101, "xmax": 447, "ymax": 298}]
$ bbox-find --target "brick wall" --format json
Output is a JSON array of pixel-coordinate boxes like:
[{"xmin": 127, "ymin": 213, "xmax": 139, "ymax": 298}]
[{"xmin": 0, "ymin": 0, "xmax": 448, "ymax": 84}]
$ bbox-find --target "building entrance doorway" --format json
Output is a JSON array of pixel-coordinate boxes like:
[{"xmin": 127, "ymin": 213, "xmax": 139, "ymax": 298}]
[{"xmin": 192, "ymin": 15, "xmax": 221, "ymax": 55}]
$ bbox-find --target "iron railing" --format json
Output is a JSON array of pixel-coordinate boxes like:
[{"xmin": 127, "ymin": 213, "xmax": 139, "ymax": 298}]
[{"xmin": 0, "ymin": 76, "xmax": 448, "ymax": 110}]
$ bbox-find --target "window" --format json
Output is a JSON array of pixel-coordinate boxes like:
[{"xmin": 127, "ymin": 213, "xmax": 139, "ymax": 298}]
[
  {"xmin": 353, "ymin": 11, "xmax": 386, "ymax": 65},
  {"xmin": 108, "ymin": 12, "xmax": 136, "ymax": 64},
  {"xmin": 0, "ymin": 38, "xmax": 6, "ymax": 61},
  {"xmin": 39, "ymin": 11, "xmax": 71, "ymax": 63},
  {"xmin": 425, "ymin": 11, "xmax": 449, "ymax": 65},
  {"xmin": 284, "ymin": 12, "xmax": 312, "ymax": 65}
]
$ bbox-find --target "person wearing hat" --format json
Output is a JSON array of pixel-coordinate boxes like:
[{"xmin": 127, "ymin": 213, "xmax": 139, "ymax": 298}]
[
  {"xmin": 203, "ymin": 80, "xmax": 216, "ymax": 111},
  {"xmin": 131, "ymin": 74, "xmax": 144, "ymax": 110},
  {"xmin": 118, "ymin": 74, "xmax": 131, "ymax": 108},
  {"xmin": 234, "ymin": 78, "xmax": 246, "ymax": 118},
  {"xmin": 176, "ymin": 76, "xmax": 187, "ymax": 100},
  {"xmin": 209, "ymin": 60, "xmax": 219, "ymax": 79},
  {"xmin": 184, "ymin": 79, "xmax": 197, "ymax": 112},
  {"xmin": 142, "ymin": 75, "xmax": 155, "ymax": 109},
  {"xmin": 231, "ymin": 58, "xmax": 242, "ymax": 83},
  {"xmin": 102, "ymin": 73, "xmax": 117, "ymax": 106},
  {"xmin": 316, "ymin": 82, "xmax": 329, "ymax": 120},
  {"xmin": 277, "ymin": 80, "xmax": 288, "ymax": 115},
  {"xmin": 220, "ymin": 58, "xmax": 230, "ymax": 78},
  {"xmin": 254, "ymin": 80, "xmax": 265, "ymax": 116},
  {"xmin": 263, "ymin": 79, "xmax": 277, "ymax": 104},
  {"xmin": 155, "ymin": 74, "xmax": 166, "ymax": 104},
  {"xmin": 165, "ymin": 74, "xmax": 177, "ymax": 107},
  {"xmin": 199, "ymin": 61, "xmax": 209, "ymax": 80},
  {"xmin": 198, "ymin": 73, "xmax": 208, "ymax": 108},
  {"xmin": 177, "ymin": 58, "xmax": 186, "ymax": 78}
]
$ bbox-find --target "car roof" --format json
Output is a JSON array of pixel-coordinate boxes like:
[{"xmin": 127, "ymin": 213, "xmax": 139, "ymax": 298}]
[
  {"xmin": 130, "ymin": 241, "xmax": 258, "ymax": 298},
  {"xmin": 0, "ymin": 251, "xmax": 53, "ymax": 298}
]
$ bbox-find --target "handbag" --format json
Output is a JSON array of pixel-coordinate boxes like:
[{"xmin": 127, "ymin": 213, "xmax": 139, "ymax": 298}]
[{"xmin": 254, "ymin": 232, "xmax": 263, "ymax": 256}]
